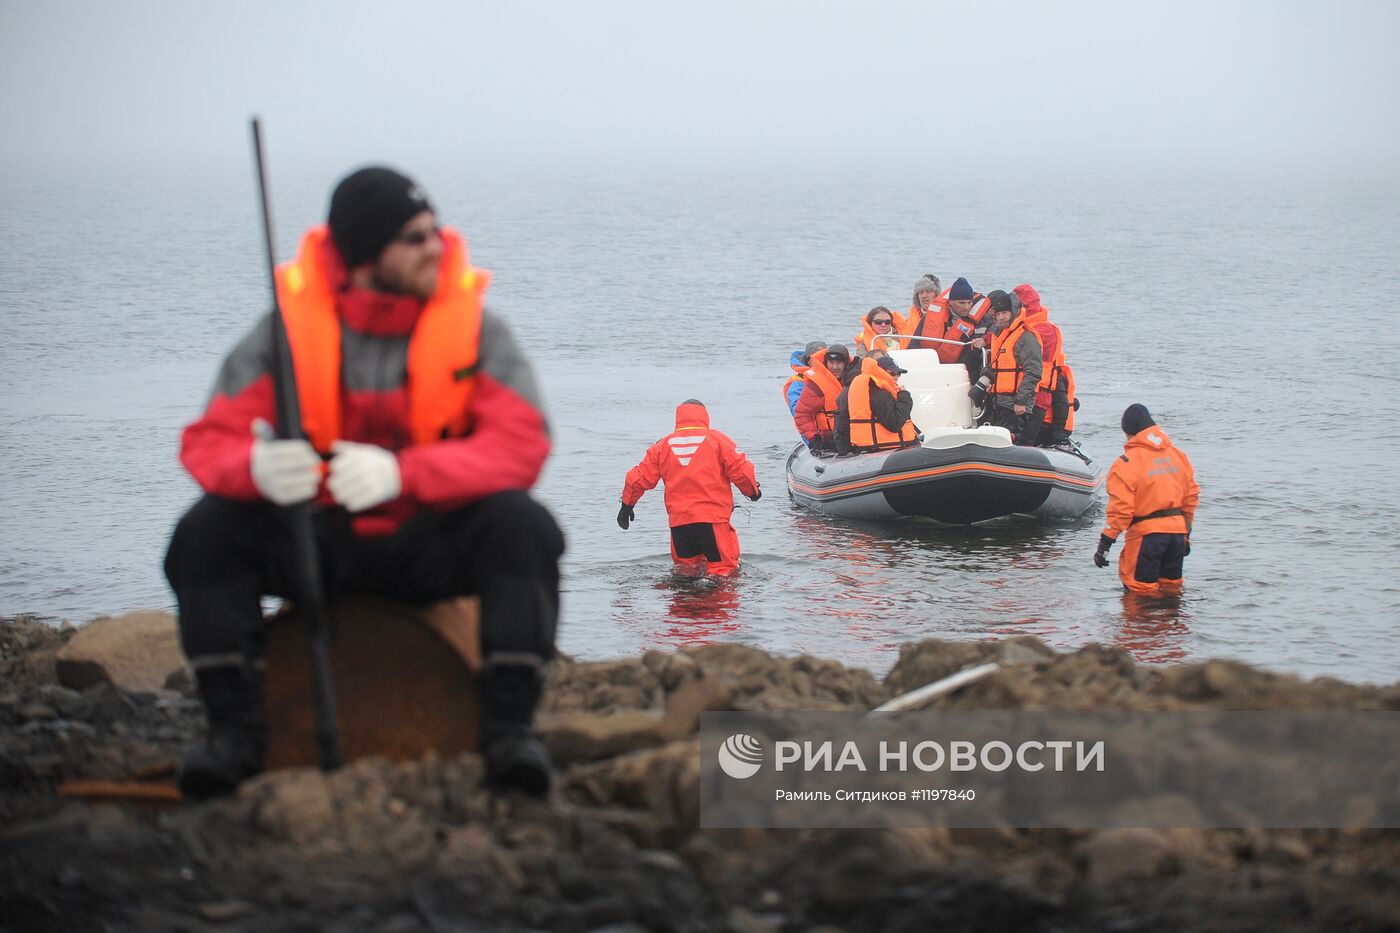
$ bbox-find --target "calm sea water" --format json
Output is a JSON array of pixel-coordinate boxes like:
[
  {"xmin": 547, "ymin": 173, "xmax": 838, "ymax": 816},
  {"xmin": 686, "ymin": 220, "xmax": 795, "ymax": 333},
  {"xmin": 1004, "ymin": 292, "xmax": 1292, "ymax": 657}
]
[{"xmin": 3, "ymin": 157, "xmax": 1398, "ymax": 684}]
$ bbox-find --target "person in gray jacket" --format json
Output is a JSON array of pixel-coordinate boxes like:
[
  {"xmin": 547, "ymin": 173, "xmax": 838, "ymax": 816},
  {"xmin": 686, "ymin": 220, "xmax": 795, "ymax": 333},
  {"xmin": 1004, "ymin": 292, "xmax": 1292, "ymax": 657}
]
[{"xmin": 968, "ymin": 290, "xmax": 1043, "ymax": 442}]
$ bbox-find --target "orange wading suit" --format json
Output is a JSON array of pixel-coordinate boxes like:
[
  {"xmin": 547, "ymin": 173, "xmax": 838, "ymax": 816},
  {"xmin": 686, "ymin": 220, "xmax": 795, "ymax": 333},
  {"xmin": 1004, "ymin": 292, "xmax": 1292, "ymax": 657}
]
[
  {"xmin": 1100, "ymin": 415, "xmax": 1200, "ymax": 596},
  {"xmin": 619, "ymin": 400, "xmax": 760, "ymax": 577}
]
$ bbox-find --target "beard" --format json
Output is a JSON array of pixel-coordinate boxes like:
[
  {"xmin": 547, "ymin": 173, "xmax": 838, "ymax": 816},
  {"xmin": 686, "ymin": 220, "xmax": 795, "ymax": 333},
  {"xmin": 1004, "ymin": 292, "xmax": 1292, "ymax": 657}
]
[{"xmin": 372, "ymin": 259, "xmax": 438, "ymax": 300}]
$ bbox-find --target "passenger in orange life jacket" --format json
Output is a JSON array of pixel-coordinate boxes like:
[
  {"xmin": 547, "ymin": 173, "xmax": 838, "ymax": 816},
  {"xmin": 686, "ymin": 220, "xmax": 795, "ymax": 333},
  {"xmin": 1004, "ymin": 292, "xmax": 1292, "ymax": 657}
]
[
  {"xmin": 1011, "ymin": 283, "xmax": 1064, "ymax": 448},
  {"xmin": 793, "ymin": 343, "xmax": 853, "ymax": 452},
  {"xmin": 782, "ymin": 340, "xmax": 826, "ymax": 418},
  {"xmin": 967, "ymin": 290, "xmax": 1043, "ymax": 441},
  {"xmin": 855, "ymin": 306, "xmax": 903, "ymax": 357},
  {"xmin": 901, "ymin": 275, "xmax": 946, "ymax": 351},
  {"xmin": 940, "ymin": 282, "xmax": 995, "ymax": 378},
  {"xmin": 963, "ymin": 288, "xmax": 1008, "ymax": 356},
  {"xmin": 1038, "ymin": 361, "xmax": 1080, "ymax": 447},
  {"xmin": 617, "ymin": 400, "xmax": 761, "ymax": 578},
  {"xmin": 1011, "ymin": 283, "xmax": 1076, "ymax": 448},
  {"xmin": 165, "ymin": 166, "xmax": 563, "ymax": 798},
  {"xmin": 934, "ymin": 277, "xmax": 985, "ymax": 364},
  {"xmin": 835, "ymin": 354, "xmax": 918, "ymax": 454}
]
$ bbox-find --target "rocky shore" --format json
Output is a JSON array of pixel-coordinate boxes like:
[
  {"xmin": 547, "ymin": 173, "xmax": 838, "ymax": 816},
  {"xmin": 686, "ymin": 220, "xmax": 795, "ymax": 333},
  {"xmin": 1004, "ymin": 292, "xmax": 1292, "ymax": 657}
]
[{"xmin": 3, "ymin": 613, "xmax": 1398, "ymax": 932}]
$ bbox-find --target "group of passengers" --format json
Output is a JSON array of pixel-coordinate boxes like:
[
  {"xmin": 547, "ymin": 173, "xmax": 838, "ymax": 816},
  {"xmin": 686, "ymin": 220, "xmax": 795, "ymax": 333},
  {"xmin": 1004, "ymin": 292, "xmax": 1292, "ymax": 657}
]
[{"xmin": 784, "ymin": 275, "xmax": 1079, "ymax": 455}]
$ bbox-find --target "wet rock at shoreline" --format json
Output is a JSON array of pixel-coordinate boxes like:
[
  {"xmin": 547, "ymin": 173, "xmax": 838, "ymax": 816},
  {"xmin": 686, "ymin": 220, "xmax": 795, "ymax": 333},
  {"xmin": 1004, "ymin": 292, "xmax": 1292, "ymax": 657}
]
[{"xmin": 2, "ymin": 613, "xmax": 1398, "ymax": 932}]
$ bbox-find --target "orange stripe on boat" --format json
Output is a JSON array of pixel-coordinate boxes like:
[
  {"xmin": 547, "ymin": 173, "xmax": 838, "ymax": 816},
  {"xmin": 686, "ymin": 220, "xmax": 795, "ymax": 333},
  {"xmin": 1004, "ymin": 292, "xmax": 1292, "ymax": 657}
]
[{"xmin": 789, "ymin": 461, "xmax": 1100, "ymax": 497}]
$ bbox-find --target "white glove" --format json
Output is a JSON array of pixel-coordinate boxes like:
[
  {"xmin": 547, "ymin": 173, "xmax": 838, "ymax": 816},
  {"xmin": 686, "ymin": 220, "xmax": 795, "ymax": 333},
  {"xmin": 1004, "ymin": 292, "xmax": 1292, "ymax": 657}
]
[
  {"xmin": 249, "ymin": 418, "xmax": 321, "ymax": 505},
  {"xmin": 327, "ymin": 440, "xmax": 401, "ymax": 512}
]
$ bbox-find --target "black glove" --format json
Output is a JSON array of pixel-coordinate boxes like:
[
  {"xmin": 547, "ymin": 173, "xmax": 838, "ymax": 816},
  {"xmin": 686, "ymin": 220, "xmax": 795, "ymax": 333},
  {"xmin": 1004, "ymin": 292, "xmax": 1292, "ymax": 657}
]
[
  {"xmin": 616, "ymin": 503, "xmax": 635, "ymax": 530},
  {"xmin": 807, "ymin": 435, "xmax": 827, "ymax": 453},
  {"xmin": 1093, "ymin": 533, "xmax": 1114, "ymax": 568},
  {"xmin": 1183, "ymin": 536, "xmax": 1191, "ymax": 557},
  {"xmin": 747, "ymin": 487, "xmax": 762, "ymax": 502}
]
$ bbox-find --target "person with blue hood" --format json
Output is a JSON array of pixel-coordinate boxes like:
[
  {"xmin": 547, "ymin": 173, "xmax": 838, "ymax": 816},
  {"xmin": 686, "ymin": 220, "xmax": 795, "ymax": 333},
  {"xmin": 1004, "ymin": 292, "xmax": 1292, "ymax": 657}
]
[{"xmin": 783, "ymin": 341, "xmax": 826, "ymax": 418}]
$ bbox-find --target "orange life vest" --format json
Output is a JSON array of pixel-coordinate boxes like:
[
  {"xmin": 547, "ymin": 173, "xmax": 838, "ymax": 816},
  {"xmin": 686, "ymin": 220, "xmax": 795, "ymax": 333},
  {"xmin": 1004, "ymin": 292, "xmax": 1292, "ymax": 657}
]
[
  {"xmin": 782, "ymin": 373, "xmax": 803, "ymax": 405},
  {"xmin": 936, "ymin": 294, "xmax": 990, "ymax": 362},
  {"xmin": 275, "ymin": 226, "xmax": 488, "ymax": 454},
  {"xmin": 901, "ymin": 289, "xmax": 950, "ymax": 350},
  {"xmin": 1056, "ymin": 363, "xmax": 1077, "ymax": 432},
  {"xmin": 855, "ymin": 309, "xmax": 908, "ymax": 355},
  {"xmin": 847, "ymin": 357, "xmax": 918, "ymax": 452},
  {"xmin": 804, "ymin": 349, "xmax": 846, "ymax": 435},
  {"xmin": 1023, "ymin": 307, "xmax": 1065, "ymax": 391},
  {"xmin": 987, "ymin": 313, "xmax": 1044, "ymax": 399}
]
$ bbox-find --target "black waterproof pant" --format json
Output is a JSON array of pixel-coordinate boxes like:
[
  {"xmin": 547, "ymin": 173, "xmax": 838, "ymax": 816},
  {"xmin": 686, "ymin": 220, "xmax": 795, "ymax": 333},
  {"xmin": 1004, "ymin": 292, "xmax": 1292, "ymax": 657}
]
[
  {"xmin": 1018, "ymin": 406, "xmax": 1046, "ymax": 446},
  {"xmin": 1131, "ymin": 532, "xmax": 1187, "ymax": 589},
  {"xmin": 165, "ymin": 492, "xmax": 564, "ymax": 665},
  {"xmin": 1048, "ymin": 384, "xmax": 1071, "ymax": 440},
  {"xmin": 989, "ymin": 404, "xmax": 1023, "ymax": 435}
]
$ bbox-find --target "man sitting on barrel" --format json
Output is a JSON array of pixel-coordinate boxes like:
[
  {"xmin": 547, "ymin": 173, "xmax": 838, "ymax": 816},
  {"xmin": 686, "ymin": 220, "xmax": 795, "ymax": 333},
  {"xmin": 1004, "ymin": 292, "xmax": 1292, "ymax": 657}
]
[{"xmin": 165, "ymin": 166, "xmax": 563, "ymax": 797}]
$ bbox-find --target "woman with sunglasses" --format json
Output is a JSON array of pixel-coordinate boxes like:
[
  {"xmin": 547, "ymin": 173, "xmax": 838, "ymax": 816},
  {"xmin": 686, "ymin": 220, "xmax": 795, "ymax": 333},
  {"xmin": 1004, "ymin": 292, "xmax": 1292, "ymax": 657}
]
[{"xmin": 854, "ymin": 305, "xmax": 905, "ymax": 356}]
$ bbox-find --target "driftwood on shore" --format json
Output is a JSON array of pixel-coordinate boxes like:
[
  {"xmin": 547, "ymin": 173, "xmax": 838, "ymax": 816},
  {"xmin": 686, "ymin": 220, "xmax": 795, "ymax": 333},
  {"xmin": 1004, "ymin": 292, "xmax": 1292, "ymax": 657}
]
[{"xmin": 2, "ymin": 612, "xmax": 1399, "ymax": 932}]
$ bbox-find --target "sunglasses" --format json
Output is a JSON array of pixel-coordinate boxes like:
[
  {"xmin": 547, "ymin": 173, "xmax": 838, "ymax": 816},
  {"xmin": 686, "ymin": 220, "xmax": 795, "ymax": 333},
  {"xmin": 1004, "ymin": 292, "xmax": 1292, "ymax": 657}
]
[
  {"xmin": 872, "ymin": 318, "xmax": 894, "ymax": 326},
  {"xmin": 394, "ymin": 225, "xmax": 442, "ymax": 246}
]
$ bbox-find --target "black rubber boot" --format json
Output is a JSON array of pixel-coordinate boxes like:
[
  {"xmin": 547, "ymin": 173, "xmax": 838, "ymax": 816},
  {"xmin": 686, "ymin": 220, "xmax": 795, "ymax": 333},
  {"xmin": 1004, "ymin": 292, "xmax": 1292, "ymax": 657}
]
[
  {"xmin": 480, "ymin": 656, "xmax": 553, "ymax": 797},
  {"xmin": 178, "ymin": 664, "xmax": 266, "ymax": 798}
]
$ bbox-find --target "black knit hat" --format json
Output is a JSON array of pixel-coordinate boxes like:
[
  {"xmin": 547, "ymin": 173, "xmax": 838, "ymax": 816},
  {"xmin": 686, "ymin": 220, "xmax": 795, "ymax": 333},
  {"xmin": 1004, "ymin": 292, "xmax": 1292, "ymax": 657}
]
[
  {"xmin": 1121, "ymin": 403, "xmax": 1157, "ymax": 436},
  {"xmin": 949, "ymin": 277, "xmax": 975, "ymax": 301},
  {"xmin": 987, "ymin": 289, "xmax": 1013, "ymax": 313},
  {"xmin": 327, "ymin": 166, "xmax": 434, "ymax": 267}
]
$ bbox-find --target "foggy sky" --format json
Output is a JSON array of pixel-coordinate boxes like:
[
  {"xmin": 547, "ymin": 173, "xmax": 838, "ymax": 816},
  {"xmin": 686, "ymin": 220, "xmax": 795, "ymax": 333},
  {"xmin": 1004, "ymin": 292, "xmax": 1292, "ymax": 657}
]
[{"xmin": 3, "ymin": 0, "xmax": 1398, "ymax": 171}]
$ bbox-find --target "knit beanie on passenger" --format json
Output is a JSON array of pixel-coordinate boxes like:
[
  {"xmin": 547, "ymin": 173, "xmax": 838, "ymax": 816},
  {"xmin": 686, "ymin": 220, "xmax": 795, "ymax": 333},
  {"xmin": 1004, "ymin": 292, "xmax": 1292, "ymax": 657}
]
[
  {"xmin": 949, "ymin": 277, "xmax": 975, "ymax": 301},
  {"xmin": 987, "ymin": 289, "xmax": 1012, "ymax": 313},
  {"xmin": 1121, "ymin": 404, "xmax": 1156, "ymax": 436},
  {"xmin": 824, "ymin": 344, "xmax": 852, "ymax": 363},
  {"xmin": 328, "ymin": 167, "xmax": 434, "ymax": 268}
]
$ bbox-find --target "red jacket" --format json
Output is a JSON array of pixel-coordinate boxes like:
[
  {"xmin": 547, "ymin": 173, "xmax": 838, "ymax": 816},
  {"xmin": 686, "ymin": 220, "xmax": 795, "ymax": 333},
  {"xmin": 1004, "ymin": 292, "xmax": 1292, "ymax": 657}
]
[
  {"xmin": 1015, "ymin": 284, "xmax": 1061, "ymax": 409},
  {"xmin": 793, "ymin": 379, "xmax": 829, "ymax": 442},
  {"xmin": 621, "ymin": 401, "xmax": 759, "ymax": 526},
  {"xmin": 179, "ymin": 232, "xmax": 550, "ymax": 536}
]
